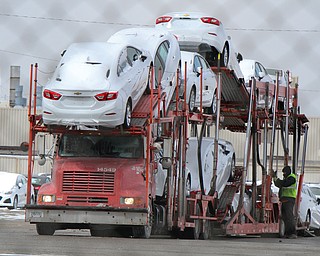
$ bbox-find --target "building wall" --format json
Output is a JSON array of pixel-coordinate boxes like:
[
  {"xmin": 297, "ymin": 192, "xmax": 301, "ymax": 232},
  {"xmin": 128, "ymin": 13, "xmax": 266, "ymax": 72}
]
[{"xmin": 0, "ymin": 108, "xmax": 319, "ymax": 182}]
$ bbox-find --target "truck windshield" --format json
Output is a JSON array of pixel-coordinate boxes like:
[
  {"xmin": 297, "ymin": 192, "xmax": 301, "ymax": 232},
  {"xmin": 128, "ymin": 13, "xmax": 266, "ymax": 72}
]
[{"xmin": 58, "ymin": 134, "xmax": 143, "ymax": 159}]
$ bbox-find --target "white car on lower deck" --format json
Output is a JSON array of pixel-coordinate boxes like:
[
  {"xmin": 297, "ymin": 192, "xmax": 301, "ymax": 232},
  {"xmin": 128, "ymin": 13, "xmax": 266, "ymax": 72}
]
[{"xmin": 186, "ymin": 137, "xmax": 235, "ymax": 198}]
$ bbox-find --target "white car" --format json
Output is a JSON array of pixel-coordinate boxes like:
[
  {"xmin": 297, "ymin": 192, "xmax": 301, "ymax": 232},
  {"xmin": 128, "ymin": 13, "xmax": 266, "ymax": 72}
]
[
  {"xmin": 307, "ymin": 183, "xmax": 320, "ymax": 201},
  {"xmin": 239, "ymin": 59, "xmax": 274, "ymax": 85},
  {"xmin": 108, "ymin": 27, "xmax": 181, "ymax": 114},
  {"xmin": 181, "ymin": 51, "xmax": 217, "ymax": 112},
  {"xmin": 42, "ymin": 42, "xmax": 152, "ymax": 128},
  {"xmin": 0, "ymin": 171, "xmax": 35, "ymax": 209},
  {"xmin": 186, "ymin": 137, "xmax": 235, "ymax": 198},
  {"xmin": 155, "ymin": 12, "xmax": 243, "ymax": 80},
  {"xmin": 239, "ymin": 59, "xmax": 274, "ymax": 108}
]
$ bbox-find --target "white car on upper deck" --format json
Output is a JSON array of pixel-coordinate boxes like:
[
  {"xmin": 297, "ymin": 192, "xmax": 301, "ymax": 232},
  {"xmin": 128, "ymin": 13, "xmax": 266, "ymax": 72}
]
[
  {"xmin": 155, "ymin": 11, "xmax": 243, "ymax": 81},
  {"xmin": 108, "ymin": 27, "xmax": 181, "ymax": 114},
  {"xmin": 42, "ymin": 42, "xmax": 152, "ymax": 128},
  {"xmin": 180, "ymin": 51, "xmax": 217, "ymax": 113}
]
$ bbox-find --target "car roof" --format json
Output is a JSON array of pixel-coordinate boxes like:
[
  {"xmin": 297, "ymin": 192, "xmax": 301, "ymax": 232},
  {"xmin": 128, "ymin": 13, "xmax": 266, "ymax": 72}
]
[
  {"xmin": 108, "ymin": 27, "xmax": 177, "ymax": 56},
  {"xmin": 163, "ymin": 12, "xmax": 209, "ymax": 18}
]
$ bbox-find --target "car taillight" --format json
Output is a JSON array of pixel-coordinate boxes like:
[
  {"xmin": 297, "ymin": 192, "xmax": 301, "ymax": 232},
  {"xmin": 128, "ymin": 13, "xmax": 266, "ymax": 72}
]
[
  {"xmin": 156, "ymin": 16, "xmax": 172, "ymax": 24},
  {"xmin": 43, "ymin": 89, "xmax": 62, "ymax": 100},
  {"xmin": 95, "ymin": 92, "xmax": 118, "ymax": 101},
  {"xmin": 200, "ymin": 17, "xmax": 220, "ymax": 26}
]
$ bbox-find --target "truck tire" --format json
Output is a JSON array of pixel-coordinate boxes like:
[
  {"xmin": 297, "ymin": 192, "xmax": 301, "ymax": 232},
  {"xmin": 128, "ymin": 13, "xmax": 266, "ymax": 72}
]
[
  {"xmin": 132, "ymin": 225, "xmax": 152, "ymax": 238},
  {"xmin": 36, "ymin": 223, "xmax": 55, "ymax": 235}
]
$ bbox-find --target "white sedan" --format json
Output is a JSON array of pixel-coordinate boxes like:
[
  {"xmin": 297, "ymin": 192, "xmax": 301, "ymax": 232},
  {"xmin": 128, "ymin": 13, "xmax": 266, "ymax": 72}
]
[
  {"xmin": 155, "ymin": 12, "xmax": 243, "ymax": 80},
  {"xmin": 107, "ymin": 27, "xmax": 181, "ymax": 114},
  {"xmin": 42, "ymin": 42, "xmax": 152, "ymax": 128},
  {"xmin": 0, "ymin": 172, "xmax": 35, "ymax": 209},
  {"xmin": 239, "ymin": 59, "xmax": 274, "ymax": 108},
  {"xmin": 186, "ymin": 137, "xmax": 235, "ymax": 198},
  {"xmin": 181, "ymin": 51, "xmax": 217, "ymax": 112}
]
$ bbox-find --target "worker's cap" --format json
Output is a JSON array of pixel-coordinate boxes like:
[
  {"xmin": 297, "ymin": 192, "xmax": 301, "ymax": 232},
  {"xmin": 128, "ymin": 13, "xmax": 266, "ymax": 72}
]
[{"xmin": 282, "ymin": 166, "xmax": 291, "ymax": 175}]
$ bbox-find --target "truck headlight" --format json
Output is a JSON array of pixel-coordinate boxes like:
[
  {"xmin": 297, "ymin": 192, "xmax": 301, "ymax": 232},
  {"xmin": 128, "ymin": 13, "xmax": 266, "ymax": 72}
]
[
  {"xmin": 120, "ymin": 197, "xmax": 142, "ymax": 205},
  {"xmin": 41, "ymin": 195, "xmax": 56, "ymax": 203}
]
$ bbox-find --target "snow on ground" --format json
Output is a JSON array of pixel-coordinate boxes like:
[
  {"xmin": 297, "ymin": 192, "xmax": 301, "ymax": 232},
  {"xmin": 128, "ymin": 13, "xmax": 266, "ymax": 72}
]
[{"xmin": 0, "ymin": 208, "xmax": 25, "ymax": 220}]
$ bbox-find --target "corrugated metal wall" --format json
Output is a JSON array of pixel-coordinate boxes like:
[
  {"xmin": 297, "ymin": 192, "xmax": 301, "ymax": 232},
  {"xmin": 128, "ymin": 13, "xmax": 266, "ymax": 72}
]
[{"xmin": 0, "ymin": 108, "xmax": 319, "ymax": 181}]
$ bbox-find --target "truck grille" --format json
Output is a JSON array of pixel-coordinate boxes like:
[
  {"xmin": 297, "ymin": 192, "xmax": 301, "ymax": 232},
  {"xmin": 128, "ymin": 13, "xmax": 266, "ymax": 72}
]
[{"xmin": 62, "ymin": 170, "xmax": 115, "ymax": 193}]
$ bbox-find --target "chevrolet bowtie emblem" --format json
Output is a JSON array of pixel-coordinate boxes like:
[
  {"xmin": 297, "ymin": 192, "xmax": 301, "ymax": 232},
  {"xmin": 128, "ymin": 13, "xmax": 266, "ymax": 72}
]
[{"xmin": 74, "ymin": 92, "xmax": 82, "ymax": 95}]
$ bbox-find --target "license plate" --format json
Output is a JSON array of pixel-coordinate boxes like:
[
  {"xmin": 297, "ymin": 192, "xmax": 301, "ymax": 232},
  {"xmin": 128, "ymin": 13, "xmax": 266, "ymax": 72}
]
[{"xmin": 29, "ymin": 211, "xmax": 44, "ymax": 218}]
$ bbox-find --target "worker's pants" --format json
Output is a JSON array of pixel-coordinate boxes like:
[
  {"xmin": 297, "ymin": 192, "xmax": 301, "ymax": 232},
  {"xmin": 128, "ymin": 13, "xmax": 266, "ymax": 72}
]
[{"xmin": 281, "ymin": 198, "xmax": 296, "ymax": 236}]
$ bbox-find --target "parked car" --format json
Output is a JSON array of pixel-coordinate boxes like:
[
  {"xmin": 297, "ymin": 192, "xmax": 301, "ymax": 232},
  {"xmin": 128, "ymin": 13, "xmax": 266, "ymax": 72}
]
[
  {"xmin": 180, "ymin": 51, "xmax": 217, "ymax": 112},
  {"xmin": 185, "ymin": 137, "xmax": 235, "ymax": 197},
  {"xmin": 0, "ymin": 171, "xmax": 35, "ymax": 209},
  {"xmin": 155, "ymin": 12, "xmax": 243, "ymax": 80},
  {"xmin": 239, "ymin": 59, "xmax": 274, "ymax": 109},
  {"xmin": 31, "ymin": 174, "xmax": 51, "ymax": 202},
  {"xmin": 42, "ymin": 41, "xmax": 152, "ymax": 128},
  {"xmin": 307, "ymin": 183, "xmax": 320, "ymax": 200},
  {"xmin": 107, "ymin": 27, "xmax": 181, "ymax": 114}
]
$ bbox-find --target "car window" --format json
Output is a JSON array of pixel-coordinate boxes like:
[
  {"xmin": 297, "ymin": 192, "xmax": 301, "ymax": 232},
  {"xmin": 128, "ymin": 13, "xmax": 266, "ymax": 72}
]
[
  {"xmin": 154, "ymin": 41, "xmax": 170, "ymax": 86},
  {"xmin": 127, "ymin": 47, "xmax": 142, "ymax": 66},
  {"xmin": 193, "ymin": 56, "xmax": 201, "ymax": 72},
  {"xmin": 198, "ymin": 56, "xmax": 210, "ymax": 70},
  {"xmin": 117, "ymin": 47, "xmax": 133, "ymax": 76}
]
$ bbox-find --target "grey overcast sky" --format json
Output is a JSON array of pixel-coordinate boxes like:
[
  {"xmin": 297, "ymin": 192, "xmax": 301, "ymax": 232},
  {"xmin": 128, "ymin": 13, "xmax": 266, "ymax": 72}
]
[{"xmin": 1, "ymin": 0, "xmax": 319, "ymax": 117}]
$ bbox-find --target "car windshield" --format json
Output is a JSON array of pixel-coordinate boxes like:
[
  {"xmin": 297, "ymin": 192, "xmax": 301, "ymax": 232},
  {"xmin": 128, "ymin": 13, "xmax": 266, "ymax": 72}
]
[
  {"xmin": 309, "ymin": 186, "xmax": 320, "ymax": 196},
  {"xmin": 58, "ymin": 134, "xmax": 143, "ymax": 159}
]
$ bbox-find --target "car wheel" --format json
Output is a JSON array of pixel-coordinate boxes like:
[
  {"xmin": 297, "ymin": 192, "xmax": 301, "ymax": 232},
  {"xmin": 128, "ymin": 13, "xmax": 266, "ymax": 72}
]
[
  {"xmin": 228, "ymin": 155, "xmax": 236, "ymax": 182},
  {"xmin": 186, "ymin": 175, "xmax": 191, "ymax": 197},
  {"xmin": 36, "ymin": 223, "xmax": 55, "ymax": 235},
  {"xmin": 188, "ymin": 87, "xmax": 196, "ymax": 112},
  {"xmin": 8, "ymin": 196, "xmax": 18, "ymax": 210},
  {"xmin": 123, "ymin": 100, "xmax": 132, "ymax": 128},
  {"xmin": 145, "ymin": 65, "xmax": 153, "ymax": 94},
  {"xmin": 220, "ymin": 44, "xmax": 229, "ymax": 67}
]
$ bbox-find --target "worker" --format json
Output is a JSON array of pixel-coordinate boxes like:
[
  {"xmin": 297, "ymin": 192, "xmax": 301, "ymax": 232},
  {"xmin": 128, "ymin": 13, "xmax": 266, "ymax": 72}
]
[{"xmin": 271, "ymin": 166, "xmax": 297, "ymax": 239}]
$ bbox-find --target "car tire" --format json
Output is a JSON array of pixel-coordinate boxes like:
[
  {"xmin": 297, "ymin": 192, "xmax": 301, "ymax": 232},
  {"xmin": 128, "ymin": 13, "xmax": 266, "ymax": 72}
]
[
  {"xmin": 8, "ymin": 196, "xmax": 18, "ymax": 210},
  {"xmin": 145, "ymin": 65, "xmax": 153, "ymax": 94},
  {"xmin": 220, "ymin": 44, "xmax": 229, "ymax": 67},
  {"xmin": 188, "ymin": 87, "xmax": 196, "ymax": 112},
  {"xmin": 123, "ymin": 100, "xmax": 132, "ymax": 128}
]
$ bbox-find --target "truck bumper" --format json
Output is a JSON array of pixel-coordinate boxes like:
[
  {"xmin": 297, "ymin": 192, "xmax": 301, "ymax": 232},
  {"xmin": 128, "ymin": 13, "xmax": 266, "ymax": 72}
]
[{"xmin": 25, "ymin": 205, "xmax": 148, "ymax": 226}]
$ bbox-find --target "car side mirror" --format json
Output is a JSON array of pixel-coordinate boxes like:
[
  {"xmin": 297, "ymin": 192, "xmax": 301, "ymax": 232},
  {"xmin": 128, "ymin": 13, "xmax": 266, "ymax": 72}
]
[
  {"xmin": 18, "ymin": 182, "xmax": 23, "ymax": 189},
  {"xmin": 196, "ymin": 67, "xmax": 201, "ymax": 77},
  {"xmin": 140, "ymin": 55, "xmax": 147, "ymax": 62},
  {"xmin": 258, "ymin": 71, "xmax": 265, "ymax": 81},
  {"xmin": 317, "ymin": 198, "xmax": 320, "ymax": 205}
]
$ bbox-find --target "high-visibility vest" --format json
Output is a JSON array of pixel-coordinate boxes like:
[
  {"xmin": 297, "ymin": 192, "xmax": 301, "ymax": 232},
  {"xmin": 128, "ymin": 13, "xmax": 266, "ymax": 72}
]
[{"xmin": 281, "ymin": 173, "xmax": 297, "ymax": 198}]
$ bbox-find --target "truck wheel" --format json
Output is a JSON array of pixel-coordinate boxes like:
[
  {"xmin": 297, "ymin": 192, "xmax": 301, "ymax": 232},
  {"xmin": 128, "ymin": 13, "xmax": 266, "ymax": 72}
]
[
  {"xmin": 90, "ymin": 226, "xmax": 114, "ymax": 237},
  {"xmin": 36, "ymin": 223, "xmax": 55, "ymax": 235},
  {"xmin": 193, "ymin": 204, "xmax": 202, "ymax": 239},
  {"xmin": 132, "ymin": 225, "xmax": 152, "ymax": 238},
  {"xmin": 200, "ymin": 209, "xmax": 211, "ymax": 240},
  {"xmin": 123, "ymin": 100, "xmax": 132, "ymax": 128},
  {"xmin": 279, "ymin": 218, "xmax": 285, "ymax": 238}
]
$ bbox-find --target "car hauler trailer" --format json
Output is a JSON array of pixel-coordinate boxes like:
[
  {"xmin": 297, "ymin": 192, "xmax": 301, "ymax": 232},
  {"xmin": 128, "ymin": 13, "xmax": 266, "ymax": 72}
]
[{"xmin": 25, "ymin": 62, "xmax": 309, "ymax": 239}]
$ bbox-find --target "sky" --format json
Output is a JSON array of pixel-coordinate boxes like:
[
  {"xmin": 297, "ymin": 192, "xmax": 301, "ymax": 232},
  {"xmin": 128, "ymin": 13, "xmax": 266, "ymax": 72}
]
[{"xmin": 1, "ymin": 0, "xmax": 319, "ymax": 117}]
